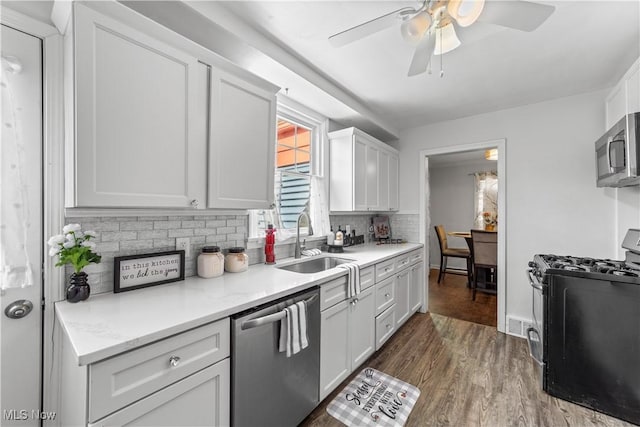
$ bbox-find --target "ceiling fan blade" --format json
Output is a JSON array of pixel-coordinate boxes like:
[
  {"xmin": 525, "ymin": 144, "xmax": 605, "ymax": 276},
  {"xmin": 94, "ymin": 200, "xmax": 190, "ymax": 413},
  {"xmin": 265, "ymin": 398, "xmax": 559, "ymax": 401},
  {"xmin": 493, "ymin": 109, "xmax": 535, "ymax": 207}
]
[
  {"xmin": 478, "ymin": 0, "xmax": 555, "ymax": 32},
  {"xmin": 407, "ymin": 32, "xmax": 436, "ymax": 76},
  {"xmin": 329, "ymin": 7, "xmax": 416, "ymax": 47}
]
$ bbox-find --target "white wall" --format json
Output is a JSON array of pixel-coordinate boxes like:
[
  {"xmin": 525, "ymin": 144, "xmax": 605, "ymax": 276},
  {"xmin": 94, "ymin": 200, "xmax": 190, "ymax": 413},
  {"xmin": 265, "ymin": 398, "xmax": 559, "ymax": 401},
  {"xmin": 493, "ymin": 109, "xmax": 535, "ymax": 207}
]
[
  {"xmin": 429, "ymin": 160, "xmax": 495, "ymax": 269},
  {"xmin": 397, "ymin": 89, "xmax": 619, "ymax": 320}
]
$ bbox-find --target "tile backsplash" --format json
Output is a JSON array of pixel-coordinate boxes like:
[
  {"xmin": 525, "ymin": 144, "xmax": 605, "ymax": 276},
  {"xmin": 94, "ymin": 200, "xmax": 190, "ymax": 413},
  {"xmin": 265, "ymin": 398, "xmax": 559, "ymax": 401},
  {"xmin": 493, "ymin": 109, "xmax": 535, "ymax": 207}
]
[
  {"xmin": 62, "ymin": 212, "xmax": 419, "ymax": 297},
  {"xmin": 64, "ymin": 215, "xmax": 248, "ymax": 296}
]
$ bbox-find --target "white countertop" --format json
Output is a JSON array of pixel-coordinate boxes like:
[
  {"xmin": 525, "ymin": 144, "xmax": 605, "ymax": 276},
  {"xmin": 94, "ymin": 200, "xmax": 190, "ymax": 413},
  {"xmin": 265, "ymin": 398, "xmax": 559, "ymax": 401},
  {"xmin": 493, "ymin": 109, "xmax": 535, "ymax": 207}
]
[{"xmin": 55, "ymin": 242, "xmax": 423, "ymax": 365}]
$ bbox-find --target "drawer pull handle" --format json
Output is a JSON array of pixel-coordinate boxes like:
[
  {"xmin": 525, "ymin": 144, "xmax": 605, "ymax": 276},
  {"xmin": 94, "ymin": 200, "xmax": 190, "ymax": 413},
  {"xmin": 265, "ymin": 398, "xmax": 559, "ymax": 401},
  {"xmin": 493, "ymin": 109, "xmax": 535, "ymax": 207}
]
[{"xmin": 169, "ymin": 356, "xmax": 181, "ymax": 367}]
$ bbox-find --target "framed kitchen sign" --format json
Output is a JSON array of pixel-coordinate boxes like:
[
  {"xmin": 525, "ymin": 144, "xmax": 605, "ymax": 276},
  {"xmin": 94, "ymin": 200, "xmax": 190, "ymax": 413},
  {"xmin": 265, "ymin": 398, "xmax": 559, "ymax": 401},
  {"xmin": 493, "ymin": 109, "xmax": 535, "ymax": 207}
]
[{"xmin": 114, "ymin": 250, "xmax": 185, "ymax": 293}]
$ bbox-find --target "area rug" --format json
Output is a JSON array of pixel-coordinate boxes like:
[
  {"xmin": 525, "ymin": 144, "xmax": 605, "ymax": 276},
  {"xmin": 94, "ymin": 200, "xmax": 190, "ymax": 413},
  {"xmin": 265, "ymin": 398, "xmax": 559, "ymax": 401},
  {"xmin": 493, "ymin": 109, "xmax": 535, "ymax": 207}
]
[{"xmin": 326, "ymin": 367, "xmax": 421, "ymax": 427}]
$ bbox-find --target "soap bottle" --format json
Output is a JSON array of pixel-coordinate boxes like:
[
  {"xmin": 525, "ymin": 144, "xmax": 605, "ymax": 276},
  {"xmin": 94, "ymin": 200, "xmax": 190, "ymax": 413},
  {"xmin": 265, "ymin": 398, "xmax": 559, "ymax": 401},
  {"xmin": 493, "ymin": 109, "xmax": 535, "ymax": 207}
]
[
  {"xmin": 335, "ymin": 226, "xmax": 344, "ymax": 246},
  {"xmin": 327, "ymin": 226, "xmax": 335, "ymax": 246},
  {"xmin": 265, "ymin": 224, "xmax": 276, "ymax": 264}
]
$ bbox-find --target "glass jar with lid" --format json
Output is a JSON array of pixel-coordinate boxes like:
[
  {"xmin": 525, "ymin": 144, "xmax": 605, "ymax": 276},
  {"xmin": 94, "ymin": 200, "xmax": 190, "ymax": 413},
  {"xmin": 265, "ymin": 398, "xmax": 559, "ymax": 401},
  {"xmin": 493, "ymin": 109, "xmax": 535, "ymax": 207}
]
[
  {"xmin": 225, "ymin": 247, "xmax": 249, "ymax": 273},
  {"xmin": 197, "ymin": 246, "xmax": 224, "ymax": 278}
]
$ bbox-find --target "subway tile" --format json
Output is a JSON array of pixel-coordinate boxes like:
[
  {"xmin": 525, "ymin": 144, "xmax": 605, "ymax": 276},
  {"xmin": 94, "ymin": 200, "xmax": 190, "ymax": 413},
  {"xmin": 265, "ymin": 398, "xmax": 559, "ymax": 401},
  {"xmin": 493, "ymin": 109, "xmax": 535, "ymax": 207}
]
[
  {"xmin": 137, "ymin": 230, "xmax": 168, "ymax": 240},
  {"xmin": 181, "ymin": 220, "xmax": 205, "ymax": 228},
  {"xmin": 216, "ymin": 226, "xmax": 235, "ymax": 234},
  {"xmin": 101, "ymin": 231, "xmax": 138, "ymax": 242},
  {"xmin": 153, "ymin": 239, "xmax": 175, "ymax": 248},
  {"xmin": 154, "ymin": 221, "xmax": 181, "ymax": 230},
  {"xmin": 120, "ymin": 240, "xmax": 154, "ymax": 250},
  {"xmin": 120, "ymin": 221, "xmax": 154, "ymax": 231},
  {"xmin": 205, "ymin": 220, "xmax": 226, "ymax": 228},
  {"xmin": 96, "ymin": 241, "xmax": 119, "ymax": 253},
  {"xmin": 194, "ymin": 228, "xmax": 218, "ymax": 236},
  {"xmin": 168, "ymin": 229, "xmax": 194, "ymax": 238}
]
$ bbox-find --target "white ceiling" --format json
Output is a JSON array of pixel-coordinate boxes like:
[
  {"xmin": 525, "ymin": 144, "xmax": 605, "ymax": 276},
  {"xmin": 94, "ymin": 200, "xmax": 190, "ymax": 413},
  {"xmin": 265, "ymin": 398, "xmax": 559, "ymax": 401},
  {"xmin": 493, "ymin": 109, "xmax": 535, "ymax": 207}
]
[{"xmin": 217, "ymin": 0, "xmax": 640, "ymax": 132}]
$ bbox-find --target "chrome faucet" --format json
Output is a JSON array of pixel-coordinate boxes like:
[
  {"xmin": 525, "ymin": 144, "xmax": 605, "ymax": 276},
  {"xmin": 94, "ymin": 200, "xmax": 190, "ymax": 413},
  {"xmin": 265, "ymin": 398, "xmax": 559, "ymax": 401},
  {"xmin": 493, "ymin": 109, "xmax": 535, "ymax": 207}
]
[{"xmin": 294, "ymin": 212, "xmax": 310, "ymax": 259}]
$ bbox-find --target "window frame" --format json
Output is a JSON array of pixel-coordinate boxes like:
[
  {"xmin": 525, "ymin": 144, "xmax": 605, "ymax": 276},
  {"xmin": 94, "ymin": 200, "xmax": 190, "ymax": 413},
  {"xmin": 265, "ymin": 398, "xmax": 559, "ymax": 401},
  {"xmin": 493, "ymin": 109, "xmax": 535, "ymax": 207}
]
[{"xmin": 248, "ymin": 96, "xmax": 328, "ymax": 243}]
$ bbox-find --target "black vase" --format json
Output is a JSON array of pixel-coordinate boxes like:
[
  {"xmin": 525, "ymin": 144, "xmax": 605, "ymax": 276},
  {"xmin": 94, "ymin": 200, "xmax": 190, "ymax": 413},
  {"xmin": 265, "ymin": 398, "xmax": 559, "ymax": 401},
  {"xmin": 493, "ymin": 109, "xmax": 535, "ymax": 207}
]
[{"xmin": 67, "ymin": 271, "xmax": 90, "ymax": 303}]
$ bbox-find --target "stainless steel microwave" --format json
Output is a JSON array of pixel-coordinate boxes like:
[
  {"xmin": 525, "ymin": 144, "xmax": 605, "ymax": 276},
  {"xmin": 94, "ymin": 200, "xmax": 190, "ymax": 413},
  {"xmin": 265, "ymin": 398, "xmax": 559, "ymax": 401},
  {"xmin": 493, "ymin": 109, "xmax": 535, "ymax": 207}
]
[{"xmin": 596, "ymin": 112, "xmax": 640, "ymax": 187}]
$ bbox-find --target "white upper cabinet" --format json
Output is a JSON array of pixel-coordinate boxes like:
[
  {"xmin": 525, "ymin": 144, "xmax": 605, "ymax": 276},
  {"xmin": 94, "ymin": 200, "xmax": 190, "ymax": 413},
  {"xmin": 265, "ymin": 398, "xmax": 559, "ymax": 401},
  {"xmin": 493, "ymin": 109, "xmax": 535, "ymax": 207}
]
[
  {"xmin": 70, "ymin": 4, "xmax": 206, "ymax": 208},
  {"xmin": 207, "ymin": 68, "xmax": 276, "ymax": 209},
  {"xmin": 59, "ymin": 1, "xmax": 278, "ymax": 210},
  {"xmin": 605, "ymin": 58, "xmax": 640, "ymax": 129},
  {"xmin": 329, "ymin": 128, "xmax": 399, "ymax": 212}
]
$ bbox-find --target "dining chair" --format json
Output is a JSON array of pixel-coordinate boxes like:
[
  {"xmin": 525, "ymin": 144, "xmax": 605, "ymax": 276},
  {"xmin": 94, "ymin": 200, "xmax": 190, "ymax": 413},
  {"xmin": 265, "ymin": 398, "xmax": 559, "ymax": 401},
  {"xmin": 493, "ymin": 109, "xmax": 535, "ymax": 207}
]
[
  {"xmin": 470, "ymin": 229, "xmax": 498, "ymax": 301},
  {"xmin": 434, "ymin": 225, "xmax": 472, "ymax": 284}
]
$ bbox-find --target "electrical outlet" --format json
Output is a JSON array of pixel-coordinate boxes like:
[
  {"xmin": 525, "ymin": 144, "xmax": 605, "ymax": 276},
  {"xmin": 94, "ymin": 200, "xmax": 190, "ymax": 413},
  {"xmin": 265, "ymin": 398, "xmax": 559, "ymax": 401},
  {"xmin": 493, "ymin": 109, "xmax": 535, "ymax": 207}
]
[{"xmin": 176, "ymin": 237, "xmax": 190, "ymax": 258}]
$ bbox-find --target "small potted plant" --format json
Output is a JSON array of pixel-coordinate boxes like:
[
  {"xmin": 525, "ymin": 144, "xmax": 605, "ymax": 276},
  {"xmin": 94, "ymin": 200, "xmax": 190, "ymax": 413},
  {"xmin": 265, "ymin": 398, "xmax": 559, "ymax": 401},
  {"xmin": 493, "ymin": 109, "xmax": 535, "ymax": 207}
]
[{"xmin": 48, "ymin": 224, "xmax": 101, "ymax": 303}]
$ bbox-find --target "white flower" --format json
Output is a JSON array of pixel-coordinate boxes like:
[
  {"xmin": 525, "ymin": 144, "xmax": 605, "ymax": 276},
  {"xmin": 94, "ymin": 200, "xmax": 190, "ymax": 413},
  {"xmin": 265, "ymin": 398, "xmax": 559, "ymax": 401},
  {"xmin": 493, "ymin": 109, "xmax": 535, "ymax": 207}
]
[
  {"xmin": 47, "ymin": 235, "xmax": 66, "ymax": 246},
  {"xmin": 84, "ymin": 230, "xmax": 96, "ymax": 238},
  {"xmin": 81, "ymin": 241, "xmax": 96, "ymax": 250},
  {"xmin": 48, "ymin": 247, "xmax": 59, "ymax": 256},
  {"xmin": 75, "ymin": 231, "xmax": 84, "ymax": 239},
  {"xmin": 65, "ymin": 233, "xmax": 75, "ymax": 242},
  {"xmin": 63, "ymin": 241, "xmax": 75, "ymax": 249},
  {"xmin": 62, "ymin": 223, "xmax": 81, "ymax": 234}
]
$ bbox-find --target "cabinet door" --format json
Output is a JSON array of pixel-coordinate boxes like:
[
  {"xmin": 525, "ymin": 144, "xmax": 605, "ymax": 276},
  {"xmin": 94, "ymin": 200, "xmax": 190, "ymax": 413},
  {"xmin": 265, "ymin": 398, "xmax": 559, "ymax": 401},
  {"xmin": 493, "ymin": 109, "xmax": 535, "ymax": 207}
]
[
  {"xmin": 353, "ymin": 137, "xmax": 368, "ymax": 211},
  {"xmin": 409, "ymin": 262, "xmax": 424, "ymax": 313},
  {"xmin": 395, "ymin": 269, "xmax": 411, "ymax": 327},
  {"xmin": 388, "ymin": 153, "xmax": 399, "ymax": 211},
  {"xmin": 366, "ymin": 143, "xmax": 379, "ymax": 210},
  {"xmin": 208, "ymin": 68, "xmax": 276, "ymax": 209},
  {"xmin": 627, "ymin": 64, "xmax": 640, "ymax": 115},
  {"xmin": 73, "ymin": 4, "xmax": 206, "ymax": 208},
  {"xmin": 320, "ymin": 299, "xmax": 350, "ymax": 400},
  {"xmin": 89, "ymin": 359, "xmax": 230, "ymax": 427},
  {"xmin": 606, "ymin": 83, "xmax": 626, "ymax": 129},
  {"xmin": 349, "ymin": 287, "xmax": 375, "ymax": 370},
  {"xmin": 378, "ymin": 150, "xmax": 389, "ymax": 211}
]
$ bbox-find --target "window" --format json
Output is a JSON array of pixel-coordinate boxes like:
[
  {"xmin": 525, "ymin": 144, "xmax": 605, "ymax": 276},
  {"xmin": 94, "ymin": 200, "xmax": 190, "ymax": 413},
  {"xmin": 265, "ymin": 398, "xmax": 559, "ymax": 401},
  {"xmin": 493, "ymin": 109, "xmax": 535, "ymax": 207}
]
[
  {"xmin": 249, "ymin": 99, "xmax": 329, "ymax": 241},
  {"xmin": 473, "ymin": 171, "xmax": 498, "ymax": 229}
]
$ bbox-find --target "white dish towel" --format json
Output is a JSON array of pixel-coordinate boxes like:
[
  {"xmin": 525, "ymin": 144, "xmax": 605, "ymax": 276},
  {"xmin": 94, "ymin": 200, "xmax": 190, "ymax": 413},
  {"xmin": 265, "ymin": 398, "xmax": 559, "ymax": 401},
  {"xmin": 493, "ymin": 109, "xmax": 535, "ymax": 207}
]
[
  {"xmin": 337, "ymin": 263, "xmax": 361, "ymax": 298},
  {"xmin": 278, "ymin": 300, "xmax": 309, "ymax": 357}
]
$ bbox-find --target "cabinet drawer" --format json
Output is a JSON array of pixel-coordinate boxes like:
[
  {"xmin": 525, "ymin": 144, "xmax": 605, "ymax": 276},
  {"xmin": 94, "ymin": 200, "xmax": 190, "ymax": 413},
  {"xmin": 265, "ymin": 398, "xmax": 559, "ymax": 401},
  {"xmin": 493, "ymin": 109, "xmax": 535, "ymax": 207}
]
[
  {"xmin": 394, "ymin": 254, "xmax": 411, "ymax": 271},
  {"xmin": 89, "ymin": 318, "xmax": 230, "ymax": 422},
  {"xmin": 360, "ymin": 266, "xmax": 375, "ymax": 290},
  {"xmin": 409, "ymin": 249, "xmax": 423, "ymax": 265},
  {"xmin": 374, "ymin": 276, "xmax": 395, "ymax": 316},
  {"xmin": 375, "ymin": 305, "xmax": 396, "ymax": 350},
  {"xmin": 375, "ymin": 258, "xmax": 396, "ymax": 282},
  {"xmin": 320, "ymin": 276, "xmax": 349, "ymax": 311}
]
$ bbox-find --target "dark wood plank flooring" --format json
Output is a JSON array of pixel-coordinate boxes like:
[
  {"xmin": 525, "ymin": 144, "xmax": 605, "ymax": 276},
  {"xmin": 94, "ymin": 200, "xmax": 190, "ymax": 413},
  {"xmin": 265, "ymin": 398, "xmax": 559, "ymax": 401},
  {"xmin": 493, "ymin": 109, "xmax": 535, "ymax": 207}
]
[
  {"xmin": 301, "ymin": 313, "xmax": 633, "ymax": 427},
  {"xmin": 428, "ymin": 268, "xmax": 497, "ymax": 327}
]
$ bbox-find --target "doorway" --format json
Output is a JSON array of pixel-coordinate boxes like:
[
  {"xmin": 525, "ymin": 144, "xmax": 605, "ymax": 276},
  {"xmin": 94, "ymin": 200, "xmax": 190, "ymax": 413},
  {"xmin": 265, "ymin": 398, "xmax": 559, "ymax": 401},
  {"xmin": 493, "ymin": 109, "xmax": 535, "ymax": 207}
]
[{"xmin": 418, "ymin": 140, "xmax": 506, "ymax": 333}]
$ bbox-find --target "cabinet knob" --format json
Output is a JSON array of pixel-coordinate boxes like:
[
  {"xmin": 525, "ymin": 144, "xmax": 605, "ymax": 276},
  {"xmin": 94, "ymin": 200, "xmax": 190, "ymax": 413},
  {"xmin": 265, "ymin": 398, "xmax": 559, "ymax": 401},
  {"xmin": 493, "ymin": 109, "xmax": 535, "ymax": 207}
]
[
  {"xmin": 385, "ymin": 267, "xmax": 391, "ymax": 272},
  {"xmin": 385, "ymin": 293, "xmax": 390, "ymax": 298},
  {"xmin": 386, "ymin": 324, "xmax": 392, "ymax": 330},
  {"xmin": 351, "ymin": 298, "xmax": 359, "ymax": 306},
  {"xmin": 190, "ymin": 199, "xmax": 199, "ymax": 208},
  {"xmin": 169, "ymin": 356, "xmax": 181, "ymax": 367}
]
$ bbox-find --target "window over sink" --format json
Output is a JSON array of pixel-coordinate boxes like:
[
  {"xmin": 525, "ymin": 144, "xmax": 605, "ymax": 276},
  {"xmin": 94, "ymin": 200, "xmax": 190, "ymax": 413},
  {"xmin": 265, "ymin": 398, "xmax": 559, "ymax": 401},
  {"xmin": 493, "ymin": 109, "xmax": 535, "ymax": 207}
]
[{"xmin": 248, "ymin": 98, "xmax": 329, "ymax": 241}]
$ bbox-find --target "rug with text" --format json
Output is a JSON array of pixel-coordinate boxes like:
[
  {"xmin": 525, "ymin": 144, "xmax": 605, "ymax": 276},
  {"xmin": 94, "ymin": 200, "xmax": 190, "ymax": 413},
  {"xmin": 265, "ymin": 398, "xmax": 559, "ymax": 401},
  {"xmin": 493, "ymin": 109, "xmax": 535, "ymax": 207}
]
[{"xmin": 326, "ymin": 367, "xmax": 421, "ymax": 427}]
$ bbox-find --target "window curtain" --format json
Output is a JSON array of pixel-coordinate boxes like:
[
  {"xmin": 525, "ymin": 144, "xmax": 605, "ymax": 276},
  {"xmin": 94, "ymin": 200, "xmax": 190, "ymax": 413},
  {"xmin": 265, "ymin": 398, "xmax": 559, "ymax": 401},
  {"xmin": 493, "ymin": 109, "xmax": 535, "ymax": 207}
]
[
  {"xmin": 473, "ymin": 171, "xmax": 498, "ymax": 229},
  {"xmin": 1, "ymin": 55, "xmax": 34, "ymax": 289}
]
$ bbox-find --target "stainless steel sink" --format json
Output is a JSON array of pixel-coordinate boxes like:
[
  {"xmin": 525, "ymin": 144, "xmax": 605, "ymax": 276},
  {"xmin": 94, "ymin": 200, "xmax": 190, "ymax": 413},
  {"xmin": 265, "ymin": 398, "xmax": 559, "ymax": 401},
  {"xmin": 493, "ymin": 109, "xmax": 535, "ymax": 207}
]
[{"xmin": 277, "ymin": 257, "xmax": 355, "ymax": 274}]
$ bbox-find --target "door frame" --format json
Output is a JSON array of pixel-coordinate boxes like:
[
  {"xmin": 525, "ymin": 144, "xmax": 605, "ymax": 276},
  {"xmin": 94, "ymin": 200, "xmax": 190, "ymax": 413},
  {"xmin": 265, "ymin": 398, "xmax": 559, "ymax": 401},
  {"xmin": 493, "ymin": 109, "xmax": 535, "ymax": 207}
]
[
  {"xmin": 418, "ymin": 139, "xmax": 506, "ymax": 333},
  {"xmin": 1, "ymin": 6, "xmax": 65, "ymax": 421}
]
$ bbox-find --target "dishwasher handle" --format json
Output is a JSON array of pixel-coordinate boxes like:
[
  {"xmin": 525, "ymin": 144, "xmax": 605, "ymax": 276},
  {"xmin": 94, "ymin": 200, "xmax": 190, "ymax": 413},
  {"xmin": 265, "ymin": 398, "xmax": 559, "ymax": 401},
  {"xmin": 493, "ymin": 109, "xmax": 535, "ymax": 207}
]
[{"xmin": 240, "ymin": 294, "xmax": 317, "ymax": 330}]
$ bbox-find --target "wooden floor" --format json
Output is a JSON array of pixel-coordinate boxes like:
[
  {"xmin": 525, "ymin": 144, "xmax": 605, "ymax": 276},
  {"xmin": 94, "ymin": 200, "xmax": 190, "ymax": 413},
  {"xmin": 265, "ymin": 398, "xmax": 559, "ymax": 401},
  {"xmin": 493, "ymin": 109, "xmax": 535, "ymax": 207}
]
[
  {"xmin": 301, "ymin": 313, "xmax": 633, "ymax": 427},
  {"xmin": 428, "ymin": 268, "xmax": 497, "ymax": 327}
]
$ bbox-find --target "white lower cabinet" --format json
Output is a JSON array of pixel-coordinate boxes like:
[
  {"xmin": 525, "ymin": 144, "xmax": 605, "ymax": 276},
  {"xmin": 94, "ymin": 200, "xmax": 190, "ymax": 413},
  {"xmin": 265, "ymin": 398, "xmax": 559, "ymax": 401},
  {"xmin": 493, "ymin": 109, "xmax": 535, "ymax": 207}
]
[
  {"xmin": 375, "ymin": 305, "xmax": 396, "ymax": 350},
  {"xmin": 58, "ymin": 318, "xmax": 231, "ymax": 427},
  {"xmin": 89, "ymin": 359, "xmax": 230, "ymax": 427},
  {"xmin": 320, "ymin": 281, "xmax": 375, "ymax": 400},
  {"xmin": 409, "ymin": 261, "xmax": 424, "ymax": 313},
  {"xmin": 394, "ymin": 269, "xmax": 411, "ymax": 327}
]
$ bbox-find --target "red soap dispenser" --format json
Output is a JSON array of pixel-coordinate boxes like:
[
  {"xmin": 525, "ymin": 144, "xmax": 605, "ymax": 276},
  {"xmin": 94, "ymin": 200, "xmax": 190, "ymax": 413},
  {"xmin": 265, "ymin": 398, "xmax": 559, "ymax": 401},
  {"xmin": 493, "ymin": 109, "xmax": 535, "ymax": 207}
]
[{"xmin": 265, "ymin": 224, "xmax": 276, "ymax": 264}]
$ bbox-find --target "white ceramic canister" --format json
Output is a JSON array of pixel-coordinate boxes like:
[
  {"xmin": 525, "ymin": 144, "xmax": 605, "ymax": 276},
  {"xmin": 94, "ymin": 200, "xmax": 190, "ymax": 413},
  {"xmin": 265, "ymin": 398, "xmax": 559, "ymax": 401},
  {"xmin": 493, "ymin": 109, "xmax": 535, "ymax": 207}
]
[
  {"xmin": 225, "ymin": 247, "xmax": 249, "ymax": 273},
  {"xmin": 197, "ymin": 246, "xmax": 224, "ymax": 278}
]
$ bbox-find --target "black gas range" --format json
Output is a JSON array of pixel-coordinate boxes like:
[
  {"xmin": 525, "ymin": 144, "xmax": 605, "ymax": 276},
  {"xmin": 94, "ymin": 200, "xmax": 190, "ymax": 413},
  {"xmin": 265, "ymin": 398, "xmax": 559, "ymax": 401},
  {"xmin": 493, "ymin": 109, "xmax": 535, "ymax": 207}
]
[{"xmin": 526, "ymin": 229, "xmax": 640, "ymax": 425}]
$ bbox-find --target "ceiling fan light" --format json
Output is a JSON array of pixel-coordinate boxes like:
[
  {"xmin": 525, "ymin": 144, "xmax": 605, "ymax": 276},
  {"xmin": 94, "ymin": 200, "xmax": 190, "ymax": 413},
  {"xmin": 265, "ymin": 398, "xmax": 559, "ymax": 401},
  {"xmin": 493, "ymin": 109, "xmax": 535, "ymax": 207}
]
[
  {"xmin": 447, "ymin": 0, "xmax": 485, "ymax": 27},
  {"xmin": 433, "ymin": 23, "xmax": 461, "ymax": 55},
  {"xmin": 485, "ymin": 149, "xmax": 498, "ymax": 161},
  {"xmin": 400, "ymin": 11, "xmax": 432, "ymax": 45}
]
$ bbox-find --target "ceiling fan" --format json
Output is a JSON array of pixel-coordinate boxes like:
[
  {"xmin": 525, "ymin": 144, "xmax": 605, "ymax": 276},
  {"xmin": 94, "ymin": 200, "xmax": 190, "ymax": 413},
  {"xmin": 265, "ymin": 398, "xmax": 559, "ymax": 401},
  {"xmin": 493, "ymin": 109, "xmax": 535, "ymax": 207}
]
[{"xmin": 328, "ymin": 0, "xmax": 556, "ymax": 77}]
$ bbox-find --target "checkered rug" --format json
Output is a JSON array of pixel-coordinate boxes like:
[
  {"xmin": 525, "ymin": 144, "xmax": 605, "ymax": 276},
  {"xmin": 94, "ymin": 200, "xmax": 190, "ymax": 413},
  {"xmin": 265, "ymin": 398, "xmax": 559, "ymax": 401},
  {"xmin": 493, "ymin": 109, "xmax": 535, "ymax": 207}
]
[{"xmin": 326, "ymin": 367, "xmax": 421, "ymax": 427}]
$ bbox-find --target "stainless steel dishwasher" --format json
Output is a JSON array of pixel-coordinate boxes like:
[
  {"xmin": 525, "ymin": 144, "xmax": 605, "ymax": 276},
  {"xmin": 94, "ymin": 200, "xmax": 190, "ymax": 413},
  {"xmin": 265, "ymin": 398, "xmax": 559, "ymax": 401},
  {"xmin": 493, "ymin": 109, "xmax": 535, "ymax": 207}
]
[{"xmin": 231, "ymin": 287, "xmax": 320, "ymax": 427}]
